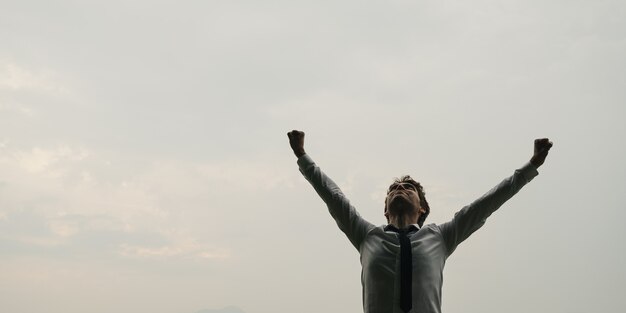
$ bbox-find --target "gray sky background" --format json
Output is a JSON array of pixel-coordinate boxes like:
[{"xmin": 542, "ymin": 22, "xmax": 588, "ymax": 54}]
[{"xmin": 1, "ymin": 1, "xmax": 625, "ymax": 313}]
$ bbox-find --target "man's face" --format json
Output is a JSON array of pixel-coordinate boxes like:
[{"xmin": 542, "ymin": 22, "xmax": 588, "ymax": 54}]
[{"xmin": 385, "ymin": 182, "xmax": 422, "ymax": 218}]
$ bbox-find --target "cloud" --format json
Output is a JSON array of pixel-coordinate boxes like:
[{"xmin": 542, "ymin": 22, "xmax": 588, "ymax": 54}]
[
  {"xmin": 0, "ymin": 143, "xmax": 276, "ymax": 262},
  {"xmin": 0, "ymin": 60, "xmax": 75, "ymax": 119},
  {"xmin": 194, "ymin": 307, "xmax": 246, "ymax": 313},
  {"xmin": 0, "ymin": 62, "xmax": 70, "ymax": 94},
  {"xmin": 116, "ymin": 224, "xmax": 232, "ymax": 261},
  {"xmin": 10, "ymin": 146, "xmax": 89, "ymax": 173},
  {"xmin": 48, "ymin": 219, "xmax": 80, "ymax": 237},
  {"xmin": 196, "ymin": 158, "xmax": 297, "ymax": 193},
  {"xmin": 118, "ymin": 242, "xmax": 230, "ymax": 260},
  {"xmin": 14, "ymin": 235, "xmax": 65, "ymax": 248}
]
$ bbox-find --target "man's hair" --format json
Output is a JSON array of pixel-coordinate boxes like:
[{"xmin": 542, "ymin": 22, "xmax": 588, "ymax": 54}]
[{"xmin": 386, "ymin": 175, "xmax": 430, "ymax": 227}]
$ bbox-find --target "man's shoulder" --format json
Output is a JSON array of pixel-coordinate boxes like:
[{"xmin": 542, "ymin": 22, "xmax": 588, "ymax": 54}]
[{"xmin": 418, "ymin": 223, "xmax": 445, "ymax": 236}]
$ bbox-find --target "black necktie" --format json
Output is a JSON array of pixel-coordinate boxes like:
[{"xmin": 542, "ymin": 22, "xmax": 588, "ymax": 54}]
[
  {"xmin": 397, "ymin": 229, "xmax": 412, "ymax": 313},
  {"xmin": 385, "ymin": 225, "xmax": 413, "ymax": 313}
]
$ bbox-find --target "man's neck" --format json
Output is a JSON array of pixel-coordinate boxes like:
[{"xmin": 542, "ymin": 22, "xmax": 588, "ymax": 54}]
[{"xmin": 388, "ymin": 213, "xmax": 419, "ymax": 229}]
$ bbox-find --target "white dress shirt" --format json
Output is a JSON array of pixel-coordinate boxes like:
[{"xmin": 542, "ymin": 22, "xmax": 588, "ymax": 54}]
[{"xmin": 297, "ymin": 154, "xmax": 539, "ymax": 313}]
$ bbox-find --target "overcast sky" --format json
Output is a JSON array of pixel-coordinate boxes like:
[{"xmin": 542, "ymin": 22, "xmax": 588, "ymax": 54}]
[{"xmin": 1, "ymin": 1, "xmax": 625, "ymax": 313}]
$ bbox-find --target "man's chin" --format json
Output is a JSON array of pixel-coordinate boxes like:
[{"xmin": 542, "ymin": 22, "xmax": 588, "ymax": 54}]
[{"xmin": 387, "ymin": 197, "xmax": 413, "ymax": 214}]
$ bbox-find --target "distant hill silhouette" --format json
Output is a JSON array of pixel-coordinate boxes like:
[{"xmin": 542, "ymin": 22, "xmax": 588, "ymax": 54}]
[{"xmin": 194, "ymin": 306, "xmax": 246, "ymax": 313}]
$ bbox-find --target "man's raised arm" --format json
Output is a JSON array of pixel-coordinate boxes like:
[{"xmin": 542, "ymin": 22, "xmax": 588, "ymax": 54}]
[
  {"xmin": 288, "ymin": 130, "xmax": 374, "ymax": 250},
  {"xmin": 438, "ymin": 138, "xmax": 553, "ymax": 255}
]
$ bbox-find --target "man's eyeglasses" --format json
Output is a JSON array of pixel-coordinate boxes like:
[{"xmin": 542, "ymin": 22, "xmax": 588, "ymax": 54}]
[{"xmin": 388, "ymin": 182, "xmax": 418, "ymax": 194}]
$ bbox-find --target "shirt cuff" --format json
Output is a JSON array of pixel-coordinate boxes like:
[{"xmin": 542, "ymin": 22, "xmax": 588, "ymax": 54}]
[{"xmin": 519, "ymin": 161, "xmax": 539, "ymax": 182}]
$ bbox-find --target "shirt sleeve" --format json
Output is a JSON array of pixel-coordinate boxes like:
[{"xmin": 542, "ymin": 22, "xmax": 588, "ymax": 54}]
[
  {"xmin": 297, "ymin": 154, "xmax": 375, "ymax": 250},
  {"xmin": 438, "ymin": 162, "xmax": 539, "ymax": 255}
]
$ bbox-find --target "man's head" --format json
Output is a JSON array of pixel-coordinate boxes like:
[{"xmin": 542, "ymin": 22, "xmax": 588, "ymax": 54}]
[{"xmin": 384, "ymin": 176, "xmax": 430, "ymax": 227}]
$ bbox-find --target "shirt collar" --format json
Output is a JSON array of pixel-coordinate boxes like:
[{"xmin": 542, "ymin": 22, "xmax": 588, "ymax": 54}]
[{"xmin": 384, "ymin": 223, "xmax": 420, "ymax": 233}]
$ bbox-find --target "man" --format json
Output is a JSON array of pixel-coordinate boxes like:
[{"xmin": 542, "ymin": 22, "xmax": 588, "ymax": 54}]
[{"xmin": 287, "ymin": 130, "xmax": 553, "ymax": 313}]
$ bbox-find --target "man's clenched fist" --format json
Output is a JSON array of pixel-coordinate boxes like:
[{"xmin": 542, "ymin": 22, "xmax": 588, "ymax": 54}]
[
  {"xmin": 287, "ymin": 130, "xmax": 306, "ymax": 158},
  {"xmin": 530, "ymin": 138, "xmax": 553, "ymax": 168}
]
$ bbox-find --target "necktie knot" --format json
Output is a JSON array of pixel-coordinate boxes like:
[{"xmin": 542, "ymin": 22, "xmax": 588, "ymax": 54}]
[{"xmin": 385, "ymin": 224, "xmax": 417, "ymax": 236}]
